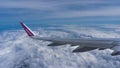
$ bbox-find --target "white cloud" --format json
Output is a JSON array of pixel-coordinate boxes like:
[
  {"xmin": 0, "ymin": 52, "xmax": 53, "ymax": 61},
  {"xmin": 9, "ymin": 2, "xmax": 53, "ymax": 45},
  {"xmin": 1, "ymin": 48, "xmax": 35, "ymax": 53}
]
[
  {"xmin": 0, "ymin": 0, "xmax": 105, "ymax": 9},
  {"xmin": 0, "ymin": 0, "xmax": 120, "ymax": 21},
  {"xmin": 0, "ymin": 1, "xmax": 57, "ymax": 10},
  {"xmin": 0, "ymin": 25, "xmax": 120, "ymax": 68},
  {"xmin": 47, "ymin": 7, "xmax": 120, "ymax": 18}
]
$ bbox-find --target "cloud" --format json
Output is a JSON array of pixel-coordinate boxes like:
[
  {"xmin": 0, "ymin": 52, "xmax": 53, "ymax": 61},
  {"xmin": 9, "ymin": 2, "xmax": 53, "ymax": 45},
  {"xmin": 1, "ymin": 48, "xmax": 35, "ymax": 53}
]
[
  {"xmin": 0, "ymin": 0, "xmax": 120, "ymax": 23},
  {"xmin": 0, "ymin": 0, "xmax": 106, "ymax": 11},
  {"xmin": 0, "ymin": 1, "xmax": 56, "ymax": 10},
  {"xmin": 46, "ymin": 7, "xmax": 120, "ymax": 19},
  {"xmin": 0, "ymin": 25, "xmax": 120, "ymax": 68}
]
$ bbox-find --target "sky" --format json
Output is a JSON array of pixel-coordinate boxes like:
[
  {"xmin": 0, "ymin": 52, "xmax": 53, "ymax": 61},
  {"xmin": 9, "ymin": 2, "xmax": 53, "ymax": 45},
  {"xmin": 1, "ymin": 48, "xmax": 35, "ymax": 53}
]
[
  {"xmin": 1, "ymin": 0, "xmax": 120, "ymax": 31},
  {"xmin": 1, "ymin": 1, "xmax": 120, "ymax": 68}
]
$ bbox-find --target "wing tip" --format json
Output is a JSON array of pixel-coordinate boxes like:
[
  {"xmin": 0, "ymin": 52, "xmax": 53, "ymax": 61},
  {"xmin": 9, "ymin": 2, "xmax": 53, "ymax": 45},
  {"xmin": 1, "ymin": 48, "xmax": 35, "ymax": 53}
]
[{"xmin": 20, "ymin": 22, "xmax": 35, "ymax": 36}]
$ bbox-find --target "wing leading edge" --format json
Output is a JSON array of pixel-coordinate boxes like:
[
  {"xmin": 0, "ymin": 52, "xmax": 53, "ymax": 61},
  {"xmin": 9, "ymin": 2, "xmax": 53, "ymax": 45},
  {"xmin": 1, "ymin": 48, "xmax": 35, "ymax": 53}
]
[{"xmin": 20, "ymin": 22, "xmax": 120, "ymax": 56}]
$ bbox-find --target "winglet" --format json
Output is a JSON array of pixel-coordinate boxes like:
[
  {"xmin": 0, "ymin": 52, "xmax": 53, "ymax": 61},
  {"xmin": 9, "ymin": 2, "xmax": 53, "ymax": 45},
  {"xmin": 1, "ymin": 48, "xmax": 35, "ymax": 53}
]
[{"xmin": 20, "ymin": 22, "xmax": 35, "ymax": 36}]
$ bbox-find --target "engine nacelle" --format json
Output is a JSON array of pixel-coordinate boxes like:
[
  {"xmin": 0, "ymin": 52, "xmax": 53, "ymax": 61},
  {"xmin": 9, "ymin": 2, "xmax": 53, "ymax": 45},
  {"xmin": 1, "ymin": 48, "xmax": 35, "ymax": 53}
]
[
  {"xmin": 111, "ymin": 46, "xmax": 120, "ymax": 56},
  {"xmin": 111, "ymin": 51, "xmax": 120, "ymax": 56}
]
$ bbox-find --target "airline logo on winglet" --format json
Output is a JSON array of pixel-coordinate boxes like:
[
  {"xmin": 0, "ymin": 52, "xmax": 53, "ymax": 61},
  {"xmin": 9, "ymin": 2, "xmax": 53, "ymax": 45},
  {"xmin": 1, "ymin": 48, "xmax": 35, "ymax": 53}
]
[{"xmin": 20, "ymin": 22, "xmax": 34, "ymax": 36}]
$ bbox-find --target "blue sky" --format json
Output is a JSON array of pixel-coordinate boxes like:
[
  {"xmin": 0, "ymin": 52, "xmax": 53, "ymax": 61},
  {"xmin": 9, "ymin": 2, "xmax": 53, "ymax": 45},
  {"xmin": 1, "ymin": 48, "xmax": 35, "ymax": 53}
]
[{"xmin": 1, "ymin": 0, "xmax": 120, "ymax": 31}]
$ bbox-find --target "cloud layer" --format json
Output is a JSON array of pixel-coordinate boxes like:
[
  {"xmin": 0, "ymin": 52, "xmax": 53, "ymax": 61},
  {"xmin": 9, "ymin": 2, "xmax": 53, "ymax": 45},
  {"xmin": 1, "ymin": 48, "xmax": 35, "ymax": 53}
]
[{"xmin": 0, "ymin": 25, "xmax": 120, "ymax": 68}]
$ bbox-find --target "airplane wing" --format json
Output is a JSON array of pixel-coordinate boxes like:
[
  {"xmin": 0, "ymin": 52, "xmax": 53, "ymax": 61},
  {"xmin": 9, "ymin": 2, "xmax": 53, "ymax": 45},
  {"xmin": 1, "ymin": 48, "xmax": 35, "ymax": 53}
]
[{"xmin": 20, "ymin": 22, "xmax": 120, "ymax": 56}]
